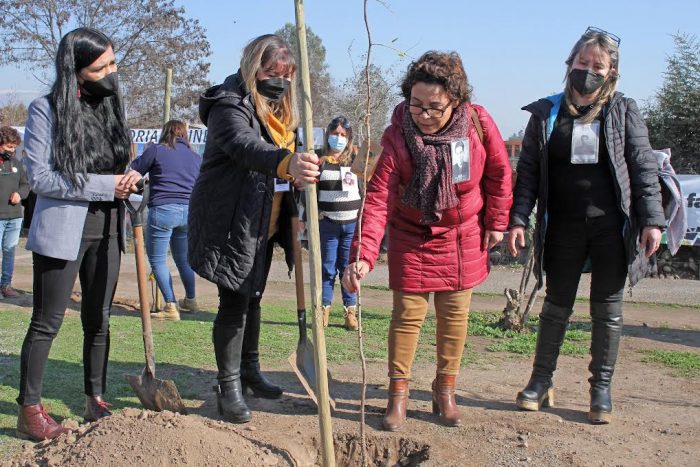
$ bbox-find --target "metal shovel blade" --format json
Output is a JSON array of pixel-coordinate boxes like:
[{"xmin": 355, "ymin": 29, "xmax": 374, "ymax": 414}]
[{"xmin": 126, "ymin": 368, "xmax": 187, "ymax": 414}]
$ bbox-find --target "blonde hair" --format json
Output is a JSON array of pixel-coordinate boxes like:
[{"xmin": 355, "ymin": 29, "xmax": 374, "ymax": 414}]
[
  {"xmin": 563, "ymin": 31, "xmax": 620, "ymax": 123},
  {"xmin": 240, "ymin": 34, "xmax": 299, "ymax": 130}
]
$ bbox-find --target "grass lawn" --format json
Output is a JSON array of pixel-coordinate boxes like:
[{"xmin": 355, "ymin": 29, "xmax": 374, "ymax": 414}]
[{"xmin": 0, "ymin": 298, "xmax": 590, "ymax": 458}]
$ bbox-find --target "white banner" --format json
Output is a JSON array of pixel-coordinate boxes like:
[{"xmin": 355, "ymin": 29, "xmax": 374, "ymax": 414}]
[
  {"xmin": 129, "ymin": 128, "xmax": 207, "ymax": 145},
  {"xmin": 678, "ymin": 175, "xmax": 700, "ymax": 246}
]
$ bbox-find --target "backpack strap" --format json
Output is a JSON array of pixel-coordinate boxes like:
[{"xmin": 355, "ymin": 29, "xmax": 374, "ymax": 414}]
[{"xmin": 469, "ymin": 107, "xmax": 484, "ymax": 144}]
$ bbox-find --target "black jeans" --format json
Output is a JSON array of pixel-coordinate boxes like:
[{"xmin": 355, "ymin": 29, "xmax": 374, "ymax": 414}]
[
  {"xmin": 543, "ymin": 214, "xmax": 627, "ymax": 308},
  {"xmin": 17, "ymin": 235, "xmax": 121, "ymax": 405}
]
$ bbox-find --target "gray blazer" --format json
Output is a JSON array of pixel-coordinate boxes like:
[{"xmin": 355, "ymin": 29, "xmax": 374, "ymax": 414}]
[{"xmin": 23, "ymin": 96, "xmax": 120, "ymax": 261}]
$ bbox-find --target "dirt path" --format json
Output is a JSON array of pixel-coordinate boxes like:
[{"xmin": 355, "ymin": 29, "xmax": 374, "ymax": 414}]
[{"xmin": 4, "ymin": 257, "xmax": 699, "ymax": 466}]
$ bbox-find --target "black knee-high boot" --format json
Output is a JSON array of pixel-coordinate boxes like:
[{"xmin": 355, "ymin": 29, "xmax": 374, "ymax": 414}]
[
  {"xmin": 588, "ymin": 301, "xmax": 622, "ymax": 424},
  {"xmin": 516, "ymin": 301, "xmax": 573, "ymax": 411},
  {"xmin": 212, "ymin": 322, "xmax": 251, "ymax": 423},
  {"xmin": 240, "ymin": 301, "xmax": 283, "ymax": 399}
]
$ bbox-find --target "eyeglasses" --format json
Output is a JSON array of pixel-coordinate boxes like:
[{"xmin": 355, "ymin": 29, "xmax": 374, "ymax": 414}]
[
  {"xmin": 330, "ymin": 116, "xmax": 351, "ymax": 129},
  {"xmin": 407, "ymin": 102, "xmax": 452, "ymax": 119},
  {"xmin": 584, "ymin": 26, "xmax": 621, "ymax": 46}
]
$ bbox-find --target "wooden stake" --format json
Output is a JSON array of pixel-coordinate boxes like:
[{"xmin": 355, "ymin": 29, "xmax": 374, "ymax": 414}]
[
  {"xmin": 163, "ymin": 67, "xmax": 172, "ymax": 124},
  {"xmin": 293, "ymin": 2, "xmax": 336, "ymax": 466}
]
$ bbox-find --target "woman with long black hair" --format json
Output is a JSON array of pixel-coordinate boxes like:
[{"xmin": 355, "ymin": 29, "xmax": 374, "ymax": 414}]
[{"xmin": 18, "ymin": 27, "xmax": 141, "ymax": 440}]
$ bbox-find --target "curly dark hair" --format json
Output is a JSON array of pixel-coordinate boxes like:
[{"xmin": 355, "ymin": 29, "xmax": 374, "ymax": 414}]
[
  {"xmin": 400, "ymin": 51, "xmax": 472, "ymax": 104},
  {"xmin": 0, "ymin": 126, "xmax": 21, "ymax": 146}
]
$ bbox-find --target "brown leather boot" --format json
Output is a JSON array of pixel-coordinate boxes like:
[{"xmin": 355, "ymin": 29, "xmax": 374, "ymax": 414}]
[
  {"xmin": 343, "ymin": 305, "xmax": 359, "ymax": 331},
  {"xmin": 432, "ymin": 374, "xmax": 463, "ymax": 427},
  {"xmin": 84, "ymin": 395, "xmax": 113, "ymax": 422},
  {"xmin": 382, "ymin": 378, "xmax": 409, "ymax": 431},
  {"xmin": 16, "ymin": 403, "xmax": 69, "ymax": 441},
  {"xmin": 321, "ymin": 305, "xmax": 331, "ymax": 328}
]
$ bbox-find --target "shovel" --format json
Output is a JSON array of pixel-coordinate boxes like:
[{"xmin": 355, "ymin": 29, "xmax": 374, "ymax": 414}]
[
  {"xmin": 124, "ymin": 182, "xmax": 186, "ymax": 414},
  {"xmin": 288, "ymin": 218, "xmax": 335, "ymax": 409}
]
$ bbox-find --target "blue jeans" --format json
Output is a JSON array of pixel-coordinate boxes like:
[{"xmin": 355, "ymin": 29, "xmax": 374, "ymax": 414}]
[
  {"xmin": 319, "ymin": 218, "xmax": 357, "ymax": 307},
  {"xmin": 145, "ymin": 204, "xmax": 195, "ymax": 303},
  {"xmin": 0, "ymin": 217, "xmax": 22, "ymax": 286}
]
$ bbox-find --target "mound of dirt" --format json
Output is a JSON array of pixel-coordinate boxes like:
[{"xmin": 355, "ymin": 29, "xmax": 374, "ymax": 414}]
[{"xmin": 6, "ymin": 409, "xmax": 287, "ymax": 467}]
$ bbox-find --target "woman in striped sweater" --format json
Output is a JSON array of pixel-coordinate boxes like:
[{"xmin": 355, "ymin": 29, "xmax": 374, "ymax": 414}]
[{"xmin": 317, "ymin": 116, "xmax": 361, "ymax": 330}]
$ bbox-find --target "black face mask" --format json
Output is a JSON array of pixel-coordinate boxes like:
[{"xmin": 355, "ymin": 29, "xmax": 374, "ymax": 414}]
[
  {"xmin": 256, "ymin": 77, "xmax": 290, "ymax": 102},
  {"xmin": 81, "ymin": 72, "xmax": 119, "ymax": 99},
  {"xmin": 569, "ymin": 68, "xmax": 606, "ymax": 96},
  {"xmin": 0, "ymin": 152, "xmax": 12, "ymax": 161}
]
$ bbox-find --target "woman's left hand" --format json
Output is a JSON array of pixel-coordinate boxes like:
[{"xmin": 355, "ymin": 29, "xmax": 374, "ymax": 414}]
[
  {"xmin": 640, "ymin": 226, "xmax": 662, "ymax": 257},
  {"xmin": 289, "ymin": 152, "xmax": 320, "ymax": 184},
  {"xmin": 482, "ymin": 230, "xmax": 504, "ymax": 251}
]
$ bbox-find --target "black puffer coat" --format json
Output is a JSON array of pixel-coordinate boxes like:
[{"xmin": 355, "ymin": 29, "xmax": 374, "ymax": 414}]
[
  {"xmin": 188, "ymin": 72, "xmax": 295, "ymax": 294},
  {"xmin": 510, "ymin": 92, "xmax": 665, "ymax": 289}
]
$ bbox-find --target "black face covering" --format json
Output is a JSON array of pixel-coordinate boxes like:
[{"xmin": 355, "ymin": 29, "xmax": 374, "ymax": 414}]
[
  {"xmin": 81, "ymin": 72, "xmax": 119, "ymax": 99},
  {"xmin": 256, "ymin": 77, "xmax": 290, "ymax": 102},
  {"xmin": 0, "ymin": 152, "xmax": 12, "ymax": 161},
  {"xmin": 569, "ymin": 68, "xmax": 606, "ymax": 96}
]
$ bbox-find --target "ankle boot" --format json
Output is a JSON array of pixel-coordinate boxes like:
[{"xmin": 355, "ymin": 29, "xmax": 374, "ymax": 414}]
[
  {"xmin": 588, "ymin": 302, "xmax": 622, "ymax": 424},
  {"xmin": 84, "ymin": 395, "xmax": 112, "ymax": 422},
  {"xmin": 240, "ymin": 362, "xmax": 283, "ymax": 399},
  {"xmin": 432, "ymin": 374, "xmax": 462, "ymax": 426},
  {"xmin": 152, "ymin": 302, "xmax": 180, "ymax": 321},
  {"xmin": 17, "ymin": 403, "xmax": 69, "ymax": 441},
  {"xmin": 178, "ymin": 297, "xmax": 200, "ymax": 313},
  {"xmin": 322, "ymin": 305, "xmax": 331, "ymax": 328},
  {"xmin": 240, "ymin": 301, "xmax": 283, "ymax": 399},
  {"xmin": 343, "ymin": 305, "xmax": 359, "ymax": 331},
  {"xmin": 382, "ymin": 378, "xmax": 409, "ymax": 431},
  {"xmin": 213, "ymin": 322, "xmax": 252, "ymax": 423},
  {"xmin": 516, "ymin": 301, "xmax": 572, "ymax": 411},
  {"xmin": 214, "ymin": 381, "xmax": 251, "ymax": 423}
]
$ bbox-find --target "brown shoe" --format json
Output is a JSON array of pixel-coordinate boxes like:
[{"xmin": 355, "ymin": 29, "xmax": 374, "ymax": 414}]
[
  {"xmin": 178, "ymin": 297, "xmax": 200, "ymax": 313},
  {"xmin": 343, "ymin": 305, "xmax": 359, "ymax": 331},
  {"xmin": 84, "ymin": 396, "xmax": 112, "ymax": 422},
  {"xmin": 382, "ymin": 378, "xmax": 409, "ymax": 431},
  {"xmin": 432, "ymin": 374, "xmax": 463, "ymax": 427},
  {"xmin": 321, "ymin": 305, "xmax": 331, "ymax": 328},
  {"xmin": 1, "ymin": 285, "xmax": 20, "ymax": 298},
  {"xmin": 152, "ymin": 302, "xmax": 180, "ymax": 321},
  {"xmin": 16, "ymin": 403, "xmax": 69, "ymax": 441}
]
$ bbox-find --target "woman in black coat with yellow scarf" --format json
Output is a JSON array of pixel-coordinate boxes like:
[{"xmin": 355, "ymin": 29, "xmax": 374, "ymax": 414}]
[{"xmin": 189, "ymin": 34, "xmax": 320, "ymax": 424}]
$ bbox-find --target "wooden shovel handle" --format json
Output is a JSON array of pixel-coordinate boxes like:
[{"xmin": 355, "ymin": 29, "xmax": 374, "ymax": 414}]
[
  {"xmin": 133, "ymin": 224, "xmax": 156, "ymax": 377},
  {"xmin": 291, "ymin": 217, "xmax": 305, "ymax": 309}
]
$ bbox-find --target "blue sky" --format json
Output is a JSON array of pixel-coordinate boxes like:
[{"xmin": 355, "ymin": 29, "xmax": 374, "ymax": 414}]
[{"xmin": 1, "ymin": 0, "xmax": 698, "ymax": 137}]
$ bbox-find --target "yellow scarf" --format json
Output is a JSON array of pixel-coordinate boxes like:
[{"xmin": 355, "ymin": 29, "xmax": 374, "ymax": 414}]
[{"xmin": 265, "ymin": 113, "xmax": 295, "ymax": 239}]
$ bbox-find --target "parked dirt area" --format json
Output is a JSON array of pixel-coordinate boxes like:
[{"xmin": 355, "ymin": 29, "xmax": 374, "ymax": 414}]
[{"xmin": 3, "ymin": 258, "xmax": 699, "ymax": 466}]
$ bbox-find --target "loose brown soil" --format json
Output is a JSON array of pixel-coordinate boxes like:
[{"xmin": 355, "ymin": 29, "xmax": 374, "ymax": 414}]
[{"xmin": 4, "ymin": 260, "xmax": 699, "ymax": 466}]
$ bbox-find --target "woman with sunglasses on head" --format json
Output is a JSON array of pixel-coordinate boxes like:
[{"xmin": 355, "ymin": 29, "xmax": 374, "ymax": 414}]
[
  {"xmin": 18, "ymin": 27, "xmax": 141, "ymax": 440},
  {"xmin": 189, "ymin": 34, "xmax": 319, "ymax": 424},
  {"xmin": 314, "ymin": 116, "xmax": 361, "ymax": 331},
  {"xmin": 508, "ymin": 28, "xmax": 664, "ymax": 424},
  {"xmin": 343, "ymin": 51, "xmax": 512, "ymax": 430}
]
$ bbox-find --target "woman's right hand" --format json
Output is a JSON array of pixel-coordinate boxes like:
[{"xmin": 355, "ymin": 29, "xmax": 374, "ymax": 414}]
[
  {"xmin": 114, "ymin": 171, "xmax": 141, "ymax": 199},
  {"xmin": 342, "ymin": 260, "xmax": 370, "ymax": 293},
  {"xmin": 289, "ymin": 152, "xmax": 320, "ymax": 184},
  {"xmin": 507, "ymin": 226, "xmax": 526, "ymax": 257}
]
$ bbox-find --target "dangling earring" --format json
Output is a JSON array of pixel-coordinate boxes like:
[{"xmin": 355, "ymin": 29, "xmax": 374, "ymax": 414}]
[{"xmin": 77, "ymin": 87, "xmax": 81, "ymax": 99}]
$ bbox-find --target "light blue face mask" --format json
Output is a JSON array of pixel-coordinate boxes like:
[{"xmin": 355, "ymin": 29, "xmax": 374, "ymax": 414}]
[{"xmin": 327, "ymin": 134, "xmax": 348, "ymax": 153}]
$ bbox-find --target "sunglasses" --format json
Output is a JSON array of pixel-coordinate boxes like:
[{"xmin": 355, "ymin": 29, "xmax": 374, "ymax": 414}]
[
  {"xmin": 585, "ymin": 26, "xmax": 621, "ymax": 46},
  {"xmin": 330, "ymin": 116, "xmax": 351, "ymax": 129}
]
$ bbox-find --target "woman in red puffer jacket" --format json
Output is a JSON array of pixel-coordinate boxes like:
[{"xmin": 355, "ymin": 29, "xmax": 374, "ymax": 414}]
[{"xmin": 343, "ymin": 50, "xmax": 512, "ymax": 431}]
